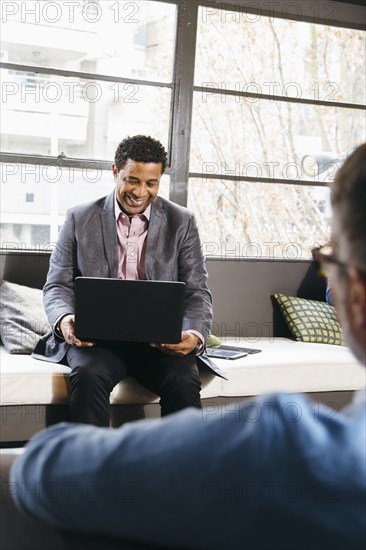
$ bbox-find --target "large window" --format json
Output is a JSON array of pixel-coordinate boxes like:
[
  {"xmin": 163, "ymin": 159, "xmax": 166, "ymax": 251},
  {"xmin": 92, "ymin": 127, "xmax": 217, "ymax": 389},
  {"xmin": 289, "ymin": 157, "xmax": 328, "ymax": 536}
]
[
  {"xmin": 189, "ymin": 5, "xmax": 365, "ymax": 259},
  {"xmin": 0, "ymin": 0, "xmax": 175, "ymax": 249},
  {"xmin": 1, "ymin": 0, "xmax": 365, "ymax": 258}
]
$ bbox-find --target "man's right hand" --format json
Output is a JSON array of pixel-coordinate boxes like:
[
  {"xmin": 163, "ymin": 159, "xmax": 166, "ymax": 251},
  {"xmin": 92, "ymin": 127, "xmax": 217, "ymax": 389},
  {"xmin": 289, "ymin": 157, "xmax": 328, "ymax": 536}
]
[{"xmin": 60, "ymin": 315, "xmax": 95, "ymax": 347}]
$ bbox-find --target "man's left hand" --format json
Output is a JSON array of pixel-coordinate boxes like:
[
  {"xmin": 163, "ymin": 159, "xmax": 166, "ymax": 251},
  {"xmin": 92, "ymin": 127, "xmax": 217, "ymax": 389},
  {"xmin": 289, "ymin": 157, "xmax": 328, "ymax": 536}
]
[{"xmin": 150, "ymin": 331, "xmax": 199, "ymax": 356}]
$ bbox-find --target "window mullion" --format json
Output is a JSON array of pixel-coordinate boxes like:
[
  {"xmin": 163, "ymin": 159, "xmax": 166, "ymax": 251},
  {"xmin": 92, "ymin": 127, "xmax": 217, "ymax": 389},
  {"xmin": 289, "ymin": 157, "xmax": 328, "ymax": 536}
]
[{"xmin": 169, "ymin": 1, "xmax": 199, "ymax": 206}]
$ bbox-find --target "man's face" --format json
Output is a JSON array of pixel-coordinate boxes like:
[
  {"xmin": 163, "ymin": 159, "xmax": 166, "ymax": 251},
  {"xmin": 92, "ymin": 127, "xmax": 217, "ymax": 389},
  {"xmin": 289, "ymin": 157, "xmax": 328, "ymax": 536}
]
[
  {"xmin": 330, "ymin": 219, "xmax": 366, "ymax": 365},
  {"xmin": 113, "ymin": 160, "xmax": 162, "ymax": 215}
]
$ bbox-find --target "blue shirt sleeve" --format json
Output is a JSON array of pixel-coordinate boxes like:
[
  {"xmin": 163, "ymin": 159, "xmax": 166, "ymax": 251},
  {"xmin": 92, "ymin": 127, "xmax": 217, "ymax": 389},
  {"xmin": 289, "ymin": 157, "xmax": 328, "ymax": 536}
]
[{"xmin": 10, "ymin": 393, "xmax": 366, "ymax": 549}]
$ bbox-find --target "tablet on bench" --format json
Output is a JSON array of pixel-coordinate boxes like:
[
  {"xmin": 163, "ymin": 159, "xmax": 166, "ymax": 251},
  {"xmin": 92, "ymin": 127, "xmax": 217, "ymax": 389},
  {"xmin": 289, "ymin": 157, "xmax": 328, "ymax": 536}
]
[{"xmin": 206, "ymin": 345, "xmax": 262, "ymax": 360}]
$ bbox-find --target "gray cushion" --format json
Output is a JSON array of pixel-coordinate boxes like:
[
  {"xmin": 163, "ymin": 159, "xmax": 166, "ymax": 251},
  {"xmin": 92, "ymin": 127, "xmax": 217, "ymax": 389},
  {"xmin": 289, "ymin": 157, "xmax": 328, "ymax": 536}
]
[{"xmin": 0, "ymin": 281, "xmax": 50, "ymax": 354}]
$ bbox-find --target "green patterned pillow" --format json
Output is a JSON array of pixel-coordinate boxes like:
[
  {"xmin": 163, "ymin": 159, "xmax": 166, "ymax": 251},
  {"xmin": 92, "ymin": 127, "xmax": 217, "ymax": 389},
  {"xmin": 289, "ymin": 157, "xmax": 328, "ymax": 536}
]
[
  {"xmin": 207, "ymin": 333, "xmax": 222, "ymax": 347},
  {"xmin": 273, "ymin": 293, "xmax": 343, "ymax": 345}
]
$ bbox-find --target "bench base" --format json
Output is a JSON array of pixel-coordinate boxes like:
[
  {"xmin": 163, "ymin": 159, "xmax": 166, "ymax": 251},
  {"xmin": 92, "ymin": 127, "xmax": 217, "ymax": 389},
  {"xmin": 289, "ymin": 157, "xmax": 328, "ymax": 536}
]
[{"xmin": 0, "ymin": 391, "xmax": 356, "ymax": 446}]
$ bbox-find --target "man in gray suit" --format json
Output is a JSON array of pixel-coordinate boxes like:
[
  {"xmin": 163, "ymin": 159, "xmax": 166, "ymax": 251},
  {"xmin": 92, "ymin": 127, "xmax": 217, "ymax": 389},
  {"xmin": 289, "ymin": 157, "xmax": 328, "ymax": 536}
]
[{"xmin": 33, "ymin": 135, "xmax": 223, "ymax": 426}]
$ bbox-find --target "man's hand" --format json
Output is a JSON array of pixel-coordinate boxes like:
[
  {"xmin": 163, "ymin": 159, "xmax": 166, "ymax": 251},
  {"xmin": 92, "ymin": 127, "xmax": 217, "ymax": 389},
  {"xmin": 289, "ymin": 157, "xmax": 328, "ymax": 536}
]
[
  {"xmin": 150, "ymin": 331, "xmax": 198, "ymax": 356},
  {"xmin": 60, "ymin": 314, "xmax": 95, "ymax": 347}
]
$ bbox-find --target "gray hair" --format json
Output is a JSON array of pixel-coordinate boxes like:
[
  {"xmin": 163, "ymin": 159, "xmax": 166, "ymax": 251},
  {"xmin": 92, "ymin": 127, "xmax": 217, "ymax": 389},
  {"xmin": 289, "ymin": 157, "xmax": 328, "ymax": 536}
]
[{"xmin": 331, "ymin": 143, "xmax": 366, "ymax": 273}]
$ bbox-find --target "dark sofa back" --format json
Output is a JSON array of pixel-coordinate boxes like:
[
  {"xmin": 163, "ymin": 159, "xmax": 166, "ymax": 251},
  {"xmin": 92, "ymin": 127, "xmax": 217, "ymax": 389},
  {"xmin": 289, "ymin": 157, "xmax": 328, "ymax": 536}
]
[
  {"xmin": 0, "ymin": 251, "xmax": 326, "ymax": 337},
  {"xmin": 206, "ymin": 258, "xmax": 326, "ymax": 337},
  {"xmin": 0, "ymin": 251, "xmax": 50, "ymax": 290}
]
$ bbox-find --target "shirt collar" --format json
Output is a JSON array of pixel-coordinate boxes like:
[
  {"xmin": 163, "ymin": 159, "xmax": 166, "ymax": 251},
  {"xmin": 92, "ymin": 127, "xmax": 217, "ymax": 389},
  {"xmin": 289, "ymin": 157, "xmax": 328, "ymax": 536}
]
[{"xmin": 114, "ymin": 191, "xmax": 151, "ymax": 221}]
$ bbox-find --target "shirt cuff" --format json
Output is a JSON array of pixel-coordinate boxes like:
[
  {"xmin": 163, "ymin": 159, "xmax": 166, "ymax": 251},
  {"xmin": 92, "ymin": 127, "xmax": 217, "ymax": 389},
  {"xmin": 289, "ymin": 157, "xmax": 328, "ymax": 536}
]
[
  {"xmin": 186, "ymin": 330, "xmax": 205, "ymax": 356},
  {"xmin": 53, "ymin": 313, "xmax": 73, "ymax": 341}
]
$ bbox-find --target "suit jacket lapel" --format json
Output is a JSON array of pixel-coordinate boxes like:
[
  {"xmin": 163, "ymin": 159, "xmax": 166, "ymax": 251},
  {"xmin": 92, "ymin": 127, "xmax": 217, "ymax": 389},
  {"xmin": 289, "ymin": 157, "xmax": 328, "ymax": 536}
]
[
  {"xmin": 100, "ymin": 191, "xmax": 118, "ymax": 278},
  {"xmin": 144, "ymin": 197, "xmax": 164, "ymax": 279}
]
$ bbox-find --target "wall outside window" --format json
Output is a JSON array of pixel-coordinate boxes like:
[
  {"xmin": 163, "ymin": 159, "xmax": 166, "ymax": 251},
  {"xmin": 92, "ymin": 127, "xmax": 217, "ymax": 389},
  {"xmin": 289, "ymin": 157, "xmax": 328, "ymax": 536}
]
[{"xmin": 0, "ymin": 0, "xmax": 365, "ymax": 259}]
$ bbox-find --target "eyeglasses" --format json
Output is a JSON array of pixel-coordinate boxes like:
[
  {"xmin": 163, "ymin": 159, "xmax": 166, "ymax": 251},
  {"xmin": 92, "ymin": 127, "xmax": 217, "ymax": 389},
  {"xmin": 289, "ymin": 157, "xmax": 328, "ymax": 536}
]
[{"xmin": 311, "ymin": 245, "xmax": 348, "ymax": 278}]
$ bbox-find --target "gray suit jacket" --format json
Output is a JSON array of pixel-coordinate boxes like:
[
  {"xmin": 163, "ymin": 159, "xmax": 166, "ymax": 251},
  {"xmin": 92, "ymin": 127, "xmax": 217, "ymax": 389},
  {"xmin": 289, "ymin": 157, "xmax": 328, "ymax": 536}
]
[{"xmin": 33, "ymin": 192, "xmax": 225, "ymax": 378}]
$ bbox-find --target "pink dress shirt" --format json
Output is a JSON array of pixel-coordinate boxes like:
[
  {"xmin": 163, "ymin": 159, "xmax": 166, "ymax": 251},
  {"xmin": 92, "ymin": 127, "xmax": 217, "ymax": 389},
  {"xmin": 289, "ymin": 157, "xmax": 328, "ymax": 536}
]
[
  {"xmin": 115, "ymin": 196, "xmax": 150, "ymax": 280},
  {"xmin": 114, "ymin": 194, "xmax": 204, "ymax": 351}
]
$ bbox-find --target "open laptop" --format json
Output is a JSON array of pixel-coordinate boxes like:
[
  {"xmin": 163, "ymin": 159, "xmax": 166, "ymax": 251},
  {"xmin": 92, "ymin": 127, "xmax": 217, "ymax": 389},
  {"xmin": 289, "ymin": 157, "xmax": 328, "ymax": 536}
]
[{"xmin": 74, "ymin": 277, "xmax": 186, "ymax": 344}]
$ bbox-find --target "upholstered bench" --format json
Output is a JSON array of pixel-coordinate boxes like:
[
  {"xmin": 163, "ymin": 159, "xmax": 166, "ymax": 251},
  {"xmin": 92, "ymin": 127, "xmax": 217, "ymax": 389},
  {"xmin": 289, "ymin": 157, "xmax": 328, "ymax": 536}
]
[
  {"xmin": 1, "ymin": 338, "xmax": 364, "ymax": 443},
  {"xmin": 1, "ymin": 250, "xmax": 365, "ymax": 444}
]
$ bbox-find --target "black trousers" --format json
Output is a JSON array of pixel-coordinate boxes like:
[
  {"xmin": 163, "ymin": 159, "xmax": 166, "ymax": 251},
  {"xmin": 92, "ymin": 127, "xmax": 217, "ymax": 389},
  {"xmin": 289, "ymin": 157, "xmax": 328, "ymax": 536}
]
[{"xmin": 66, "ymin": 341, "xmax": 202, "ymax": 426}]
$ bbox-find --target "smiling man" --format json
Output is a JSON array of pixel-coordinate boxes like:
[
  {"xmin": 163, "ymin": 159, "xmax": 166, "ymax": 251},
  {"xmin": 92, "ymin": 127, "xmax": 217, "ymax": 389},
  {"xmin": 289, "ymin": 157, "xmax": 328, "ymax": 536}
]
[
  {"xmin": 114, "ymin": 159, "xmax": 160, "ymax": 215},
  {"xmin": 33, "ymin": 135, "xmax": 224, "ymax": 425}
]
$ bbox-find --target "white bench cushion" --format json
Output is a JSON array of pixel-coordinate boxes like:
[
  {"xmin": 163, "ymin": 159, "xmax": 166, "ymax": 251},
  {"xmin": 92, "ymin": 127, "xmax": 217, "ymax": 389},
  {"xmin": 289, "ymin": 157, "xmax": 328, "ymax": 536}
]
[
  {"xmin": 217, "ymin": 338, "xmax": 365, "ymax": 396},
  {"xmin": 1, "ymin": 339, "xmax": 364, "ymax": 407}
]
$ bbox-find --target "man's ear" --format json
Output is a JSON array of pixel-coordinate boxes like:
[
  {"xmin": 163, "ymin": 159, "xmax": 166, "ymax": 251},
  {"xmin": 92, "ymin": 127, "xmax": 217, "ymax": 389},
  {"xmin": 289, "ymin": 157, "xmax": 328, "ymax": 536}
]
[
  {"xmin": 348, "ymin": 267, "xmax": 366, "ymax": 330},
  {"xmin": 111, "ymin": 164, "xmax": 118, "ymax": 179}
]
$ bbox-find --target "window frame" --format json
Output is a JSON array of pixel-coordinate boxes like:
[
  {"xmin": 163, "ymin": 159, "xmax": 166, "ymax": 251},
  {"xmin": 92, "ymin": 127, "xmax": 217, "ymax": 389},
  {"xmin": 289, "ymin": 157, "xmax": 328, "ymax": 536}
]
[{"xmin": 1, "ymin": 0, "xmax": 365, "ymax": 251}]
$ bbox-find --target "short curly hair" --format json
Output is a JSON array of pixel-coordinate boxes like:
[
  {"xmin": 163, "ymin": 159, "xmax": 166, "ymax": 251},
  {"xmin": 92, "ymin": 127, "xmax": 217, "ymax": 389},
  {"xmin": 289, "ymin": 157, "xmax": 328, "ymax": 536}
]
[{"xmin": 114, "ymin": 135, "xmax": 167, "ymax": 173}]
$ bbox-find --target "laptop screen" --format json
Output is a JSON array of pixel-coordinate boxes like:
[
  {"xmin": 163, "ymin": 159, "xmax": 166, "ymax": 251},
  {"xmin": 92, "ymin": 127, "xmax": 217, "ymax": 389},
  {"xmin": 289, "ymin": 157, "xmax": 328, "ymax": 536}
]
[{"xmin": 74, "ymin": 277, "xmax": 186, "ymax": 344}]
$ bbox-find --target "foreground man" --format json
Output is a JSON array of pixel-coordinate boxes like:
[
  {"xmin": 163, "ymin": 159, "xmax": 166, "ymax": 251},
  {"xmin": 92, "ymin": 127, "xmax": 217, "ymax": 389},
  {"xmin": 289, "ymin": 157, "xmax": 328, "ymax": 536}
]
[{"xmin": 11, "ymin": 144, "xmax": 366, "ymax": 549}]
